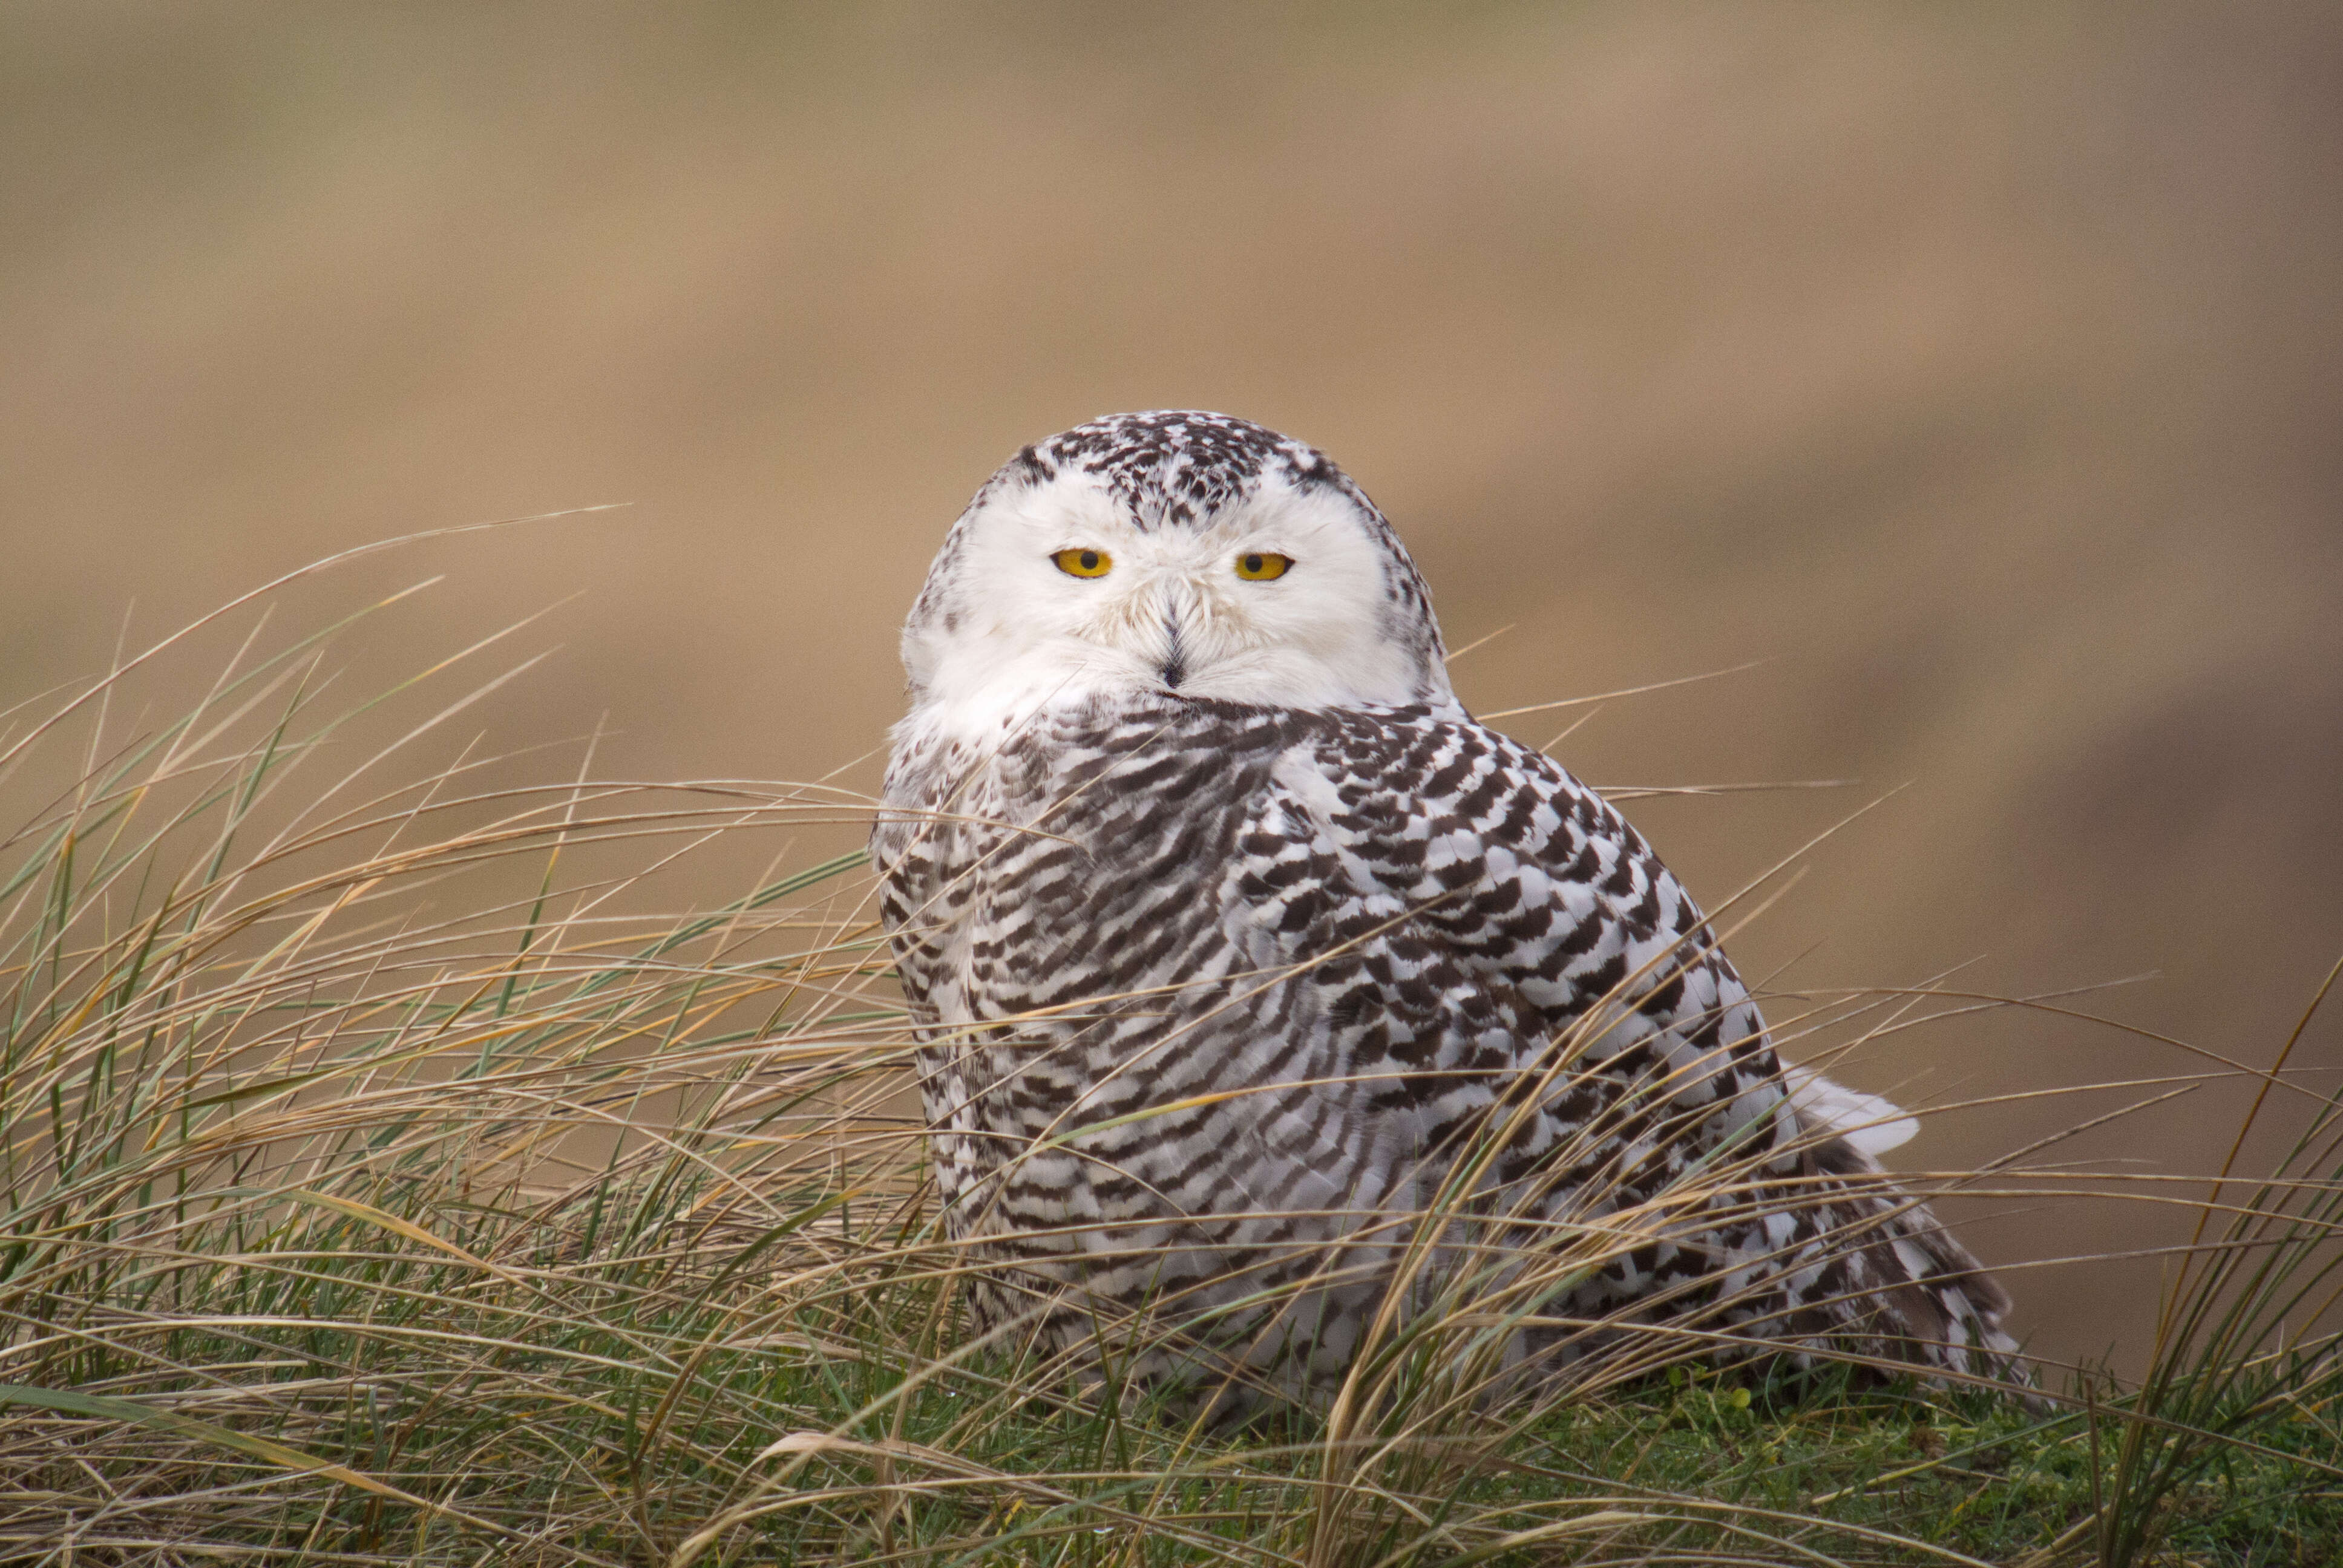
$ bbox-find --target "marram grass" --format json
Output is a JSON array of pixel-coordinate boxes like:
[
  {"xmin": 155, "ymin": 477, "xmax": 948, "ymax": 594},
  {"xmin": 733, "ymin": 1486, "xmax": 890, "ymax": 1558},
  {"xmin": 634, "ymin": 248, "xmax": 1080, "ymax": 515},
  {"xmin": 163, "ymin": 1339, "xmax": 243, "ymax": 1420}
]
[{"xmin": 1, "ymin": 566, "xmax": 2338, "ymax": 1566}]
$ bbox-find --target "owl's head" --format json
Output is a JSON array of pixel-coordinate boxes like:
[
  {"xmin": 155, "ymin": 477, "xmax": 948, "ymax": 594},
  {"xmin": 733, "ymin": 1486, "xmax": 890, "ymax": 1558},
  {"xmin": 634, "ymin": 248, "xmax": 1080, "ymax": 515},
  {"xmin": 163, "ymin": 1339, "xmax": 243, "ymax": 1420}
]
[{"xmin": 899, "ymin": 412, "xmax": 1452, "ymax": 728}]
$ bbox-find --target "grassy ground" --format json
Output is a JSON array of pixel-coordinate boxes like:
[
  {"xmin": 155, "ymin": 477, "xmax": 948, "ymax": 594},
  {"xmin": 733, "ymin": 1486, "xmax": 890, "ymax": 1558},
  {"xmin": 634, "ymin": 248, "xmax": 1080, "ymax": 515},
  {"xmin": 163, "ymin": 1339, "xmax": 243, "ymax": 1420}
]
[
  {"xmin": 7, "ymin": 1181, "xmax": 2336, "ymax": 1566},
  {"xmin": 3, "ymin": 582, "xmax": 2339, "ymax": 1566}
]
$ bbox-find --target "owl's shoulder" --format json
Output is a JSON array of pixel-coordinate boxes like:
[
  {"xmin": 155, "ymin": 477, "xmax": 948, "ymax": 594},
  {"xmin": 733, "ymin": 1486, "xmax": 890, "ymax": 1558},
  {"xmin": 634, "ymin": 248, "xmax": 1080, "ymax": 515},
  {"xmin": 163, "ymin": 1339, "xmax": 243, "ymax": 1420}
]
[
  {"xmin": 1272, "ymin": 701, "xmax": 1647, "ymax": 867},
  {"xmin": 1244, "ymin": 701, "xmax": 1732, "ymax": 1023}
]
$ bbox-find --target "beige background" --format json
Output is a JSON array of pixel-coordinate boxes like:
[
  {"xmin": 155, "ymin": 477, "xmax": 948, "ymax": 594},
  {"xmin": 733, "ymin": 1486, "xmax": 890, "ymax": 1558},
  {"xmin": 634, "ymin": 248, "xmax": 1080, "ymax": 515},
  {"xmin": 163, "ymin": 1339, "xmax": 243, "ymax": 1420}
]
[{"xmin": 5, "ymin": 2, "xmax": 2340, "ymax": 1376}]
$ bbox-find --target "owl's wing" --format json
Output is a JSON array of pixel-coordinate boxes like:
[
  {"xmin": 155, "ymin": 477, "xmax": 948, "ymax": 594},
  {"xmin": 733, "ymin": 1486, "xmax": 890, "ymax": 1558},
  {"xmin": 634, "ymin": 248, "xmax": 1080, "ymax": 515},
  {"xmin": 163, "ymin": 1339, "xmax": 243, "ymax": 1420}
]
[
  {"xmin": 1239, "ymin": 705, "xmax": 1785, "ymax": 1148},
  {"xmin": 1236, "ymin": 704, "xmax": 2021, "ymax": 1380}
]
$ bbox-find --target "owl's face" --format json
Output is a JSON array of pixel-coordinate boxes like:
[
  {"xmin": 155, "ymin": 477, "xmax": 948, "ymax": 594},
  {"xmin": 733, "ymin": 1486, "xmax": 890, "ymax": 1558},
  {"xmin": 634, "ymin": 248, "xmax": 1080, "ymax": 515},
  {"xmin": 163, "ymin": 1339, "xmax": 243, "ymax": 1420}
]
[{"xmin": 900, "ymin": 412, "xmax": 1452, "ymax": 732}]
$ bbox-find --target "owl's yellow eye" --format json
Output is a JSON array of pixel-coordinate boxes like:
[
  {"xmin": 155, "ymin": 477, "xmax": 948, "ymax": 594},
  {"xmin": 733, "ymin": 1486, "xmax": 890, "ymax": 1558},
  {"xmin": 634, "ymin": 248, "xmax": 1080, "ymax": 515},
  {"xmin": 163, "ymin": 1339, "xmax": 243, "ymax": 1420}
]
[
  {"xmin": 1052, "ymin": 548, "xmax": 1112, "ymax": 578},
  {"xmin": 1234, "ymin": 552, "xmax": 1292, "ymax": 581}
]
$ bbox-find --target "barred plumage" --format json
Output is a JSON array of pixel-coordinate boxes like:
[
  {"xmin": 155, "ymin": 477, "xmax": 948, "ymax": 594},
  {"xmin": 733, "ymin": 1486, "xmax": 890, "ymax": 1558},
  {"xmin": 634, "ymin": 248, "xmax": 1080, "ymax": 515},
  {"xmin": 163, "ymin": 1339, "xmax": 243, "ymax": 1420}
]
[{"xmin": 874, "ymin": 411, "xmax": 2017, "ymax": 1400}]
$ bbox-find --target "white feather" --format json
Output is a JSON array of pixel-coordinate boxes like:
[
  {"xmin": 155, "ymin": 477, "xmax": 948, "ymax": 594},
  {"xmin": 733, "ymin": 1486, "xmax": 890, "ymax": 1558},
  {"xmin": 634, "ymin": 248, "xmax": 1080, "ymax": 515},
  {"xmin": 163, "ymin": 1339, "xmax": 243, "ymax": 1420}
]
[{"xmin": 1782, "ymin": 1065, "xmax": 1920, "ymax": 1157}]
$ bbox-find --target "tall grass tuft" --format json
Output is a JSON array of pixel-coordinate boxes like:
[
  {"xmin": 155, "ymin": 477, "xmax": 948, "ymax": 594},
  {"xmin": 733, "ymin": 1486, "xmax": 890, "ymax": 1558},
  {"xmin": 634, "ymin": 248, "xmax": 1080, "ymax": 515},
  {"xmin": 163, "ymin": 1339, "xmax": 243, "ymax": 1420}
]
[
  {"xmin": 0, "ymin": 561, "xmax": 2336, "ymax": 1566},
  {"xmin": 2063, "ymin": 956, "xmax": 2343, "ymax": 1567},
  {"xmin": 0, "ymin": 570, "xmax": 915, "ymax": 1563}
]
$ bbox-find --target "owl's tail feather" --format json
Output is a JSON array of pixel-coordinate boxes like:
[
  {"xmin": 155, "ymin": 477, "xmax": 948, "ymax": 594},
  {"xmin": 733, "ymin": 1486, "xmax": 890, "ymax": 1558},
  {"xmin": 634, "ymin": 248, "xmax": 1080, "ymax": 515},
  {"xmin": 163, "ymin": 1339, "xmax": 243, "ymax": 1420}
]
[{"xmin": 1785, "ymin": 1083, "xmax": 2032, "ymax": 1395}]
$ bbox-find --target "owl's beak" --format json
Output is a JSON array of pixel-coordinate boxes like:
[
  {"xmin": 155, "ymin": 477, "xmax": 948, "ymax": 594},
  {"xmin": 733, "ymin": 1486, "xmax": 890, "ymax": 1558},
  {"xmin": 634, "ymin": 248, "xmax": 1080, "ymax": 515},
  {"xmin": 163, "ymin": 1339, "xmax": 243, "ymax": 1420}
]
[
  {"xmin": 1152, "ymin": 579, "xmax": 1202, "ymax": 692},
  {"xmin": 1159, "ymin": 613, "xmax": 1187, "ymax": 690}
]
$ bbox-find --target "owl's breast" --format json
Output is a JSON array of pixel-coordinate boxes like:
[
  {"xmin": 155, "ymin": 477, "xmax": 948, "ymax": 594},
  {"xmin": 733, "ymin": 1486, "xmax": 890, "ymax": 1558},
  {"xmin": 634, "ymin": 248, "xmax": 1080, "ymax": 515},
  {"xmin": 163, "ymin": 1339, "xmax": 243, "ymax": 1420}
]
[{"xmin": 876, "ymin": 696, "xmax": 1299, "ymax": 1030}]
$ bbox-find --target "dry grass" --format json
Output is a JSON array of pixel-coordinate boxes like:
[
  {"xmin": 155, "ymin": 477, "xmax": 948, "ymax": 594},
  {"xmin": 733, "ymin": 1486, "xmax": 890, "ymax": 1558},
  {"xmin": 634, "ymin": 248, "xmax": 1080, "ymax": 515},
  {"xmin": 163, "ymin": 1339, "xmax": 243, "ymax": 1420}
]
[{"xmin": 2, "ymin": 570, "xmax": 2338, "ymax": 1566}]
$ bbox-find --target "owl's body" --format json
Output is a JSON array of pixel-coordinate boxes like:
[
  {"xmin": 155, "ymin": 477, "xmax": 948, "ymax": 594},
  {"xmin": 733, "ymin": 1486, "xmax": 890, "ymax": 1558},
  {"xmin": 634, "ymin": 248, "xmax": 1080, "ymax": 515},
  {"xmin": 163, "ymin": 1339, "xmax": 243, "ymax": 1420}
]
[{"xmin": 875, "ymin": 412, "xmax": 2017, "ymax": 1397}]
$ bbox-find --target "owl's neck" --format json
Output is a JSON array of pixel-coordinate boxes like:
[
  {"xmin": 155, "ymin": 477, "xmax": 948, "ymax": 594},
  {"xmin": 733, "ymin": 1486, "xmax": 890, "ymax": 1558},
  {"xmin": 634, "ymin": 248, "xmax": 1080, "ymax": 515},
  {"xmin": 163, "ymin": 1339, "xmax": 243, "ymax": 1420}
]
[
  {"xmin": 891, "ymin": 684, "xmax": 1182, "ymax": 762},
  {"xmin": 888, "ymin": 683, "xmax": 1472, "ymax": 775},
  {"xmin": 899, "ymin": 635, "xmax": 1453, "ymax": 750}
]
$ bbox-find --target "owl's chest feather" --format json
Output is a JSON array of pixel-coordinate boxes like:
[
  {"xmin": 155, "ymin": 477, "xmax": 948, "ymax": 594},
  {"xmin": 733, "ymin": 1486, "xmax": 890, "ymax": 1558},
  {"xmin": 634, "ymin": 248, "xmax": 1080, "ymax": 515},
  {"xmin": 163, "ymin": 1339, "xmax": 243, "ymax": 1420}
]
[{"xmin": 876, "ymin": 702, "xmax": 1299, "ymax": 1024}]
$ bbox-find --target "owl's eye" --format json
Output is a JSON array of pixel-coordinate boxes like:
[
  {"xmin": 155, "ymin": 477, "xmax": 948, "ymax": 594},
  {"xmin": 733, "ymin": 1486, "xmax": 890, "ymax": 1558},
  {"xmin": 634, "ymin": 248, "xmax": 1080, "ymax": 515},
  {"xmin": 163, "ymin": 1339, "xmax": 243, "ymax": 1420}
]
[
  {"xmin": 1234, "ymin": 552, "xmax": 1293, "ymax": 581},
  {"xmin": 1052, "ymin": 548, "xmax": 1112, "ymax": 578}
]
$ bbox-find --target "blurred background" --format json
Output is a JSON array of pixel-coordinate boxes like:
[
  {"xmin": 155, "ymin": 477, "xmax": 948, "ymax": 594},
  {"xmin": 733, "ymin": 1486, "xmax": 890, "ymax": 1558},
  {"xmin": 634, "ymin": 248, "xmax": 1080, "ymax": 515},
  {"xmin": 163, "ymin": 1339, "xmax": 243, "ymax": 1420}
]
[{"xmin": 4, "ymin": 2, "xmax": 2338, "ymax": 1375}]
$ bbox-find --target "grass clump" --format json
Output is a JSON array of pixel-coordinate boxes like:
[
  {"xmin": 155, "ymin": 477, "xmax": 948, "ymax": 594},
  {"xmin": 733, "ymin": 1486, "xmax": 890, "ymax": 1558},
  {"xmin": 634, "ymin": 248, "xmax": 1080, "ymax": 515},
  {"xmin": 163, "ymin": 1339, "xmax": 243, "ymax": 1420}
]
[{"xmin": 0, "ymin": 560, "xmax": 2338, "ymax": 1565}]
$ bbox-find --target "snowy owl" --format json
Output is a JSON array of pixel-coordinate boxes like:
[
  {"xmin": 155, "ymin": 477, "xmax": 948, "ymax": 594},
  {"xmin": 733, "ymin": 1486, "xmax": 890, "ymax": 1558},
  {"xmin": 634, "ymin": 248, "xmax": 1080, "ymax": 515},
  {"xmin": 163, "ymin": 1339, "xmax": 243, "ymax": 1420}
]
[{"xmin": 872, "ymin": 410, "xmax": 2018, "ymax": 1402}]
